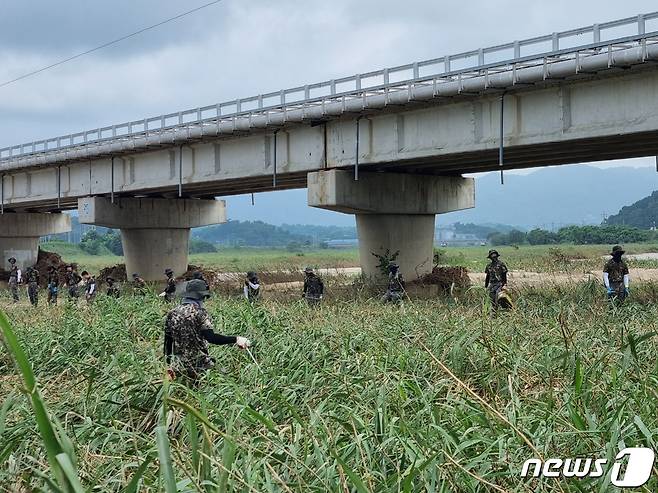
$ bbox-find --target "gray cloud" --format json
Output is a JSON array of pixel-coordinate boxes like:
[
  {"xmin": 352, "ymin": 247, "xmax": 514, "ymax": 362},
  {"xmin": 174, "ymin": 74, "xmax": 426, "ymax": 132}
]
[{"xmin": 1, "ymin": 1, "xmax": 656, "ymax": 148}]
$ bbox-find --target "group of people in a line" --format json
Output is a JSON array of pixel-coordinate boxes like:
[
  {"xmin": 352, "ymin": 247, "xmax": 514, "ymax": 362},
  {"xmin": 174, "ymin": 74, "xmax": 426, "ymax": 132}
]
[
  {"xmin": 4, "ymin": 245, "xmax": 632, "ymax": 384},
  {"xmin": 6, "ymin": 258, "xmax": 101, "ymax": 307},
  {"xmin": 483, "ymin": 245, "xmax": 630, "ymax": 312}
]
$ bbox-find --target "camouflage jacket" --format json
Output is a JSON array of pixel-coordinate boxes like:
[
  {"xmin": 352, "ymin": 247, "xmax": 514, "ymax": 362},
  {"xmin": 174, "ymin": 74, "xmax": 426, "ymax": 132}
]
[
  {"xmin": 65, "ymin": 272, "xmax": 81, "ymax": 287},
  {"xmin": 26, "ymin": 268, "xmax": 39, "ymax": 284},
  {"xmin": 485, "ymin": 260, "xmax": 508, "ymax": 286},
  {"xmin": 164, "ymin": 302, "xmax": 235, "ymax": 377},
  {"xmin": 9, "ymin": 265, "xmax": 19, "ymax": 281},
  {"xmin": 107, "ymin": 284, "xmax": 120, "ymax": 297},
  {"xmin": 603, "ymin": 258, "xmax": 629, "ymax": 283},
  {"xmin": 164, "ymin": 277, "xmax": 177, "ymax": 294},
  {"xmin": 47, "ymin": 272, "xmax": 60, "ymax": 286},
  {"xmin": 388, "ymin": 272, "xmax": 405, "ymax": 293},
  {"xmin": 303, "ymin": 275, "xmax": 324, "ymax": 298}
]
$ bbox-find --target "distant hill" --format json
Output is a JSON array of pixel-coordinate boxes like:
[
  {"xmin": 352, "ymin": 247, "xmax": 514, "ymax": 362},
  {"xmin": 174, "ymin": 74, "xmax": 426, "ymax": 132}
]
[
  {"xmin": 605, "ymin": 191, "xmax": 658, "ymax": 228},
  {"xmin": 444, "ymin": 165, "xmax": 658, "ymax": 229},
  {"xmin": 223, "ymin": 164, "xmax": 658, "ymax": 229}
]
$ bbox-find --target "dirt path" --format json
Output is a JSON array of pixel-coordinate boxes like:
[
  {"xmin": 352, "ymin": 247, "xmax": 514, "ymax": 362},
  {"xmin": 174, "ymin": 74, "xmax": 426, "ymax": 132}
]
[
  {"xmin": 227, "ymin": 266, "xmax": 658, "ymax": 288},
  {"xmin": 470, "ymin": 268, "xmax": 658, "ymax": 288}
]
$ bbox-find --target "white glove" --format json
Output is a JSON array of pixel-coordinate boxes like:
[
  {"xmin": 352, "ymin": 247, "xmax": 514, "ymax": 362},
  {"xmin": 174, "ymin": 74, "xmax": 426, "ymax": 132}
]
[
  {"xmin": 236, "ymin": 336, "xmax": 251, "ymax": 349},
  {"xmin": 158, "ymin": 292, "xmax": 166, "ymax": 297}
]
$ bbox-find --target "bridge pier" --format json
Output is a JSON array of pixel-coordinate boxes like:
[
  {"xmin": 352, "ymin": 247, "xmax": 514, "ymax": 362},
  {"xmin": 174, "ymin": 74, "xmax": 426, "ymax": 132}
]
[
  {"xmin": 0, "ymin": 213, "xmax": 71, "ymax": 270},
  {"xmin": 308, "ymin": 170, "xmax": 474, "ymax": 280},
  {"xmin": 78, "ymin": 197, "xmax": 226, "ymax": 281}
]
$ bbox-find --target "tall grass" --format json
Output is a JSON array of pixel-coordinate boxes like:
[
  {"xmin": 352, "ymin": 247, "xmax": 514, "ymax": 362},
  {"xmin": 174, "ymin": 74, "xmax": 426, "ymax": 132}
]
[{"xmin": 0, "ymin": 284, "xmax": 657, "ymax": 491}]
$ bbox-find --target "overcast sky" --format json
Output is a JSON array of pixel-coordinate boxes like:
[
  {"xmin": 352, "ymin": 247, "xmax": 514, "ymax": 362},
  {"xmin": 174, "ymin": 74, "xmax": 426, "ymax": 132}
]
[
  {"xmin": 0, "ymin": 0, "xmax": 656, "ymax": 227},
  {"xmin": 1, "ymin": 1, "xmax": 656, "ymax": 147}
]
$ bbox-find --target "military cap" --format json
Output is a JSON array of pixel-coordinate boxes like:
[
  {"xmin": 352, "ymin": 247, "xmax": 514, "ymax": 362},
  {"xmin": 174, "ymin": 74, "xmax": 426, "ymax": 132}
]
[
  {"xmin": 184, "ymin": 279, "xmax": 211, "ymax": 300},
  {"xmin": 164, "ymin": 268, "xmax": 174, "ymax": 276},
  {"xmin": 610, "ymin": 245, "xmax": 625, "ymax": 255},
  {"xmin": 8, "ymin": 257, "xmax": 16, "ymax": 263},
  {"xmin": 487, "ymin": 249, "xmax": 500, "ymax": 259}
]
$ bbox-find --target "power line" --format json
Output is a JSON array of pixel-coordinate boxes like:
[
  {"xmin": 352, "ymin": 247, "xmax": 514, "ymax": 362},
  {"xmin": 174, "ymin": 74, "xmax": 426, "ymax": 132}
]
[{"xmin": 0, "ymin": 0, "xmax": 224, "ymax": 89}]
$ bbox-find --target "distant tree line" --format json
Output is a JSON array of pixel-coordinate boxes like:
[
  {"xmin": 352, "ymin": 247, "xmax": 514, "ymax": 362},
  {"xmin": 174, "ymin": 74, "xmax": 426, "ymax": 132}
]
[
  {"xmin": 489, "ymin": 225, "xmax": 656, "ymax": 246},
  {"xmin": 79, "ymin": 230, "xmax": 217, "ymax": 255}
]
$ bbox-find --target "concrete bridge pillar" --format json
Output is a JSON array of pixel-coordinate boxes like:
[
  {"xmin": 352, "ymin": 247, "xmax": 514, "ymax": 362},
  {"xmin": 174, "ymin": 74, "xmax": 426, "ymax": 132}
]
[
  {"xmin": 0, "ymin": 213, "xmax": 71, "ymax": 270},
  {"xmin": 308, "ymin": 170, "xmax": 474, "ymax": 280},
  {"xmin": 78, "ymin": 197, "xmax": 226, "ymax": 281}
]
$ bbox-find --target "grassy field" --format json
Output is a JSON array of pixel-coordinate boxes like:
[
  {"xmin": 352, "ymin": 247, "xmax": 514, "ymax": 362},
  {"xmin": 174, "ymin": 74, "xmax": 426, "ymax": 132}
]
[
  {"xmin": 1, "ymin": 282, "xmax": 657, "ymax": 491},
  {"xmin": 40, "ymin": 240, "xmax": 658, "ymax": 276}
]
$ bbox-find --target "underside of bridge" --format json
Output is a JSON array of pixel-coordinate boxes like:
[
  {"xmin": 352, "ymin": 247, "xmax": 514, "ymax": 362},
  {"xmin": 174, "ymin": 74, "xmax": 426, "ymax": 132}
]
[{"xmin": 0, "ymin": 213, "xmax": 71, "ymax": 270}]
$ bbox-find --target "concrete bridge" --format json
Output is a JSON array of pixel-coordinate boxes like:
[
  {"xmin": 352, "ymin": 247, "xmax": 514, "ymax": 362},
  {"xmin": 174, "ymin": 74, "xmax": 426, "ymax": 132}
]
[{"xmin": 2, "ymin": 13, "xmax": 658, "ymax": 279}]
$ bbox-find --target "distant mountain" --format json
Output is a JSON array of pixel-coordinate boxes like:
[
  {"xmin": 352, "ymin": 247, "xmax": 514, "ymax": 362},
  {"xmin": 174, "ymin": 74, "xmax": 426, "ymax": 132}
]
[
  {"xmin": 223, "ymin": 164, "xmax": 658, "ymax": 229},
  {"xmin": 445, "ymin": 165, "xmax": 658, "ymax": 229},
  {"xmin": 605, "ymin": 191, "xmax": 658, "ymax": 228}
]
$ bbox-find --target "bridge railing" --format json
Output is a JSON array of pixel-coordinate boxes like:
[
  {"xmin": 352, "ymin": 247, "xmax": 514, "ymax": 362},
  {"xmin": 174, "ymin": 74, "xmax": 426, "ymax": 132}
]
[{"xmin": 2, "ymin": 12, "xmax": 658, "ymax": 163}]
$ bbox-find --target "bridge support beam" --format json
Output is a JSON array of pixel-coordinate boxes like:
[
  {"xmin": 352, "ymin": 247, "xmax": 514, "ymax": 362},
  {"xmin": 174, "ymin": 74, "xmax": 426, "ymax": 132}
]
[
  {"xmin": 0, "ymin": 213, "xmax": 71, "ymax": 270},
  {"xmin": 78, "ymin": 197, "xmax": 226, "ymax": 281},
  {"xmin": 308, "ymin": 170, "xmax": 475, "ymax": 280}
]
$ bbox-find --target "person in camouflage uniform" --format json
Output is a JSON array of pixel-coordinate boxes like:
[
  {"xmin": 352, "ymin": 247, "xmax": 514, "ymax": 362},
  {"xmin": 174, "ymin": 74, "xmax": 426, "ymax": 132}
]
[
  {"xmin": 191, "ymin": 271, "xmax": 210, "ymax": 291},
  {"xmin": 65, "ymin": 265, "xmax": 82, "ymax": 299},
  {"xmin": 132, "ymin": 273, "xmax": 147, "ymax": 295},
  {"xmin": 47, "ymin": 266, "xmax": 60, "ymax": 305},
  {"xmin": 7, "ymin": 257, "xmax": 21, "ymax": 302},
  {"xmin": 164, "ymin": 279, "xmax": 251, "ymax": 381},
  {"xmin": 302, "ymin": 267, "xmax": 324, "ymax": 306},
  {"xmin": 484, "ymin": 249, "xmax": 508, "ymax": 313},
  {"xmin": 382, "ymin": 263, "xmax": 406, "ymax": 303},
  {"xmin": 603, "ymin": 245, "xmax": 629, "ymax": 302},
  {"xmin": 162, "ymin": 268, "xmax": 177, "ymax": 302},
  {"xmin": 244, "ymin": 271, "xmax": 261, "ymax": 303},
  {"xmin": 82, "ymin": 271, "xmax": 97, "ymax": 304},
  {"xmin": 25, "ymin": 265, "xmax": 39, "ymax": 307},
  {"xmin": 106, "ymin": 277, "xmax": 120, "ymax": 298}
]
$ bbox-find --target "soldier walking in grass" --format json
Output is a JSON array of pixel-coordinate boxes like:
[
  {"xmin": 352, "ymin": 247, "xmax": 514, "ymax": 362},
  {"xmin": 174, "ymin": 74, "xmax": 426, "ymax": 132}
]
[
  {"xmin": 162, "ymin": 268, "xmax": 177, "ymax": 302},
  {"xmin": 164, "ymin": 279, "xmax": 251, "ymax": 382},
  {"xmin": 382, "ymin": 263, "xmax": 405, "ymax": 303},
  {"xmin": 132, "ymin": 273, "xmax": 147, "ymax": 295},
  {"xmin": 244, "ymin": 271, "xmax": 261, "ymax": 303},
  {"xmin": 302, "ymin": 267, "xmax": 324, "ymax": 306},
  {"xmin": 7, "ymin": 257, "xmax": 21, "ymax": 302},
  {"xmin": 65, "ymin": 265, "xmax": 82, "ymax": 299},
  {"xmin": 484, "ymin": 249, "xmax": 508, "ymax": 313},
  {"xmin": 82, "ymin": 271, "xmax": 97, "ymax": 304},
  {"xmin": 106, "ymin": 277, "xmax": 120, "ymax": 298},
  {"xmin": 25, "ymin": 265, "xmax": 39, "ymax": 307},
  {"xmin": 604, "ymin": 245, "xmax": 630, "ymax": 302},
  {"xmin": 47, "ymin": 265, "xmax": 60, "ymax": 305}
]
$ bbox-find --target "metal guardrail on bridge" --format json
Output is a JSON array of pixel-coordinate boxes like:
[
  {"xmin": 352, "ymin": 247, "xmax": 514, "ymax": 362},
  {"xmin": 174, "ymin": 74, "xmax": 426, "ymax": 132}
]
[{"xmin": 2, "ymin": 11, "xmax": 658, "ymax": 165}]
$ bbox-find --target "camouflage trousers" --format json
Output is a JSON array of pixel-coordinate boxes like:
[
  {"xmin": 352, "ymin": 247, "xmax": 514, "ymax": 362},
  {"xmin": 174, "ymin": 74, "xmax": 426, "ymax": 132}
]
[
  {"xmin": 382, "ymin": 290, "xmax": 404, "ymax": 303},
  {"xmin": 68, "ymin": 286, "xmax": 79, "ymax": 299},
  {"xmin": 27, "ymin": 282, "xmax": 38, "ymax": 306},
  {"xmin": 8, "ymin": 278, "xmax": 19, "ymax": 302},
  {"xmin": 608, "ymin": 281, "xmax": 627, "ymax": 303},
  {"xmin": 171, "ymin": 355, "xmax": 215, "ymax": 383},
  {"xmin": 305, "ymin": 295, "xmax": 322, "ymax": 307},
  {"xmin": 488, "ymin": 282, "xmax": 504, "ymax": 312}
]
